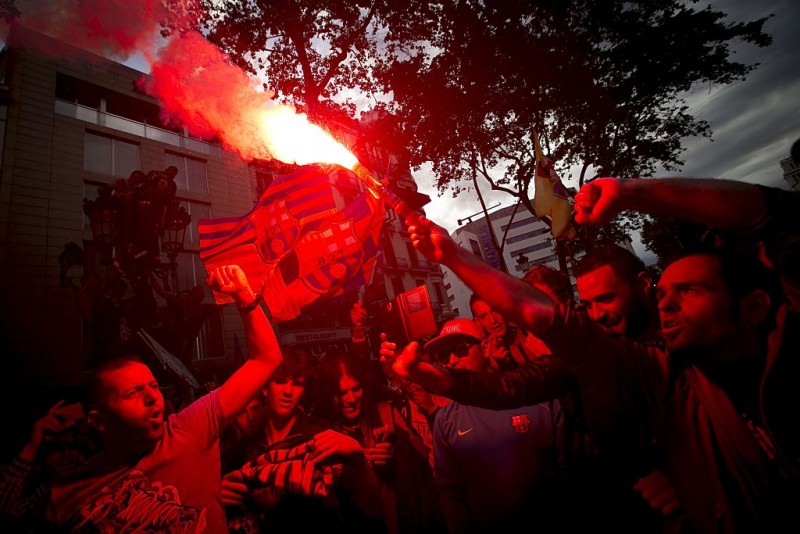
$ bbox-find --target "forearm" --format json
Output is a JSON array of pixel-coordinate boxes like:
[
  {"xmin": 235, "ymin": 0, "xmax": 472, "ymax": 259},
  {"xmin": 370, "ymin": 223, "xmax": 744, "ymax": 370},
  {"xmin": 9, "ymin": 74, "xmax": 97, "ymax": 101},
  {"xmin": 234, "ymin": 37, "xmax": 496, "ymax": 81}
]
[
  {"xmin": 446, "ymin": 356, "xmax": 576, "ymax": 410},
  {"xmin": 219, "ymin": 305, "xmax": 281, "ymax": 418},
  {"xmin": 443, "ymin": 245, "xmax": 554, "ymax": 335},
  {"xmin": 618, "ymin": 178, "xmax": 767, "ymax": 229}
]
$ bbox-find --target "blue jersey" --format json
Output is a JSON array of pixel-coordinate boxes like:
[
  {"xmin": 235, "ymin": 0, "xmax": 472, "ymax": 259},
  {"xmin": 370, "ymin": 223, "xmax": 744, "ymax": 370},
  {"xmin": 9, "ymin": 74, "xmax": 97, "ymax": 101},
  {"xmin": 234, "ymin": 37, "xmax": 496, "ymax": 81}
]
[{"xmin": 433, "ymin": 400, "xmax": 562, "ymax": 528}]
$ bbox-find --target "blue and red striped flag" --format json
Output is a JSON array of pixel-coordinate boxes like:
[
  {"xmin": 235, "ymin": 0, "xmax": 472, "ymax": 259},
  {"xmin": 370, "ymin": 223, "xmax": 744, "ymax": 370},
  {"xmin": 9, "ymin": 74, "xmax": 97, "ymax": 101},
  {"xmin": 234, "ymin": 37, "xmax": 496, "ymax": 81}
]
[{"xmin": 199, "ymin": 164, "xmax": 384, "ymax": 322}]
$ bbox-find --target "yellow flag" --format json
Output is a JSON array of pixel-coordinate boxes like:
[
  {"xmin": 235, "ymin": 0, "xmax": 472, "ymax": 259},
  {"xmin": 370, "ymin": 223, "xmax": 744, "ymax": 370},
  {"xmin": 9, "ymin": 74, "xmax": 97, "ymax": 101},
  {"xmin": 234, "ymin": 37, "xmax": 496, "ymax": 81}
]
[{"xmin": 533, "ymin": 133, "xmax": 575, "ymax": 240}]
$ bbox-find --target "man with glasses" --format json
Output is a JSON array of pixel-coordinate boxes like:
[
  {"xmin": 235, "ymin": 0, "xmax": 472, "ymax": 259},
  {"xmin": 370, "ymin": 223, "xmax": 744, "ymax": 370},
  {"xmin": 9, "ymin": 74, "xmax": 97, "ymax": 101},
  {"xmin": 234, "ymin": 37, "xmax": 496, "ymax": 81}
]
[{"xmin": 425, "ymin": 318, "xmax": 564, "ymax": 532}]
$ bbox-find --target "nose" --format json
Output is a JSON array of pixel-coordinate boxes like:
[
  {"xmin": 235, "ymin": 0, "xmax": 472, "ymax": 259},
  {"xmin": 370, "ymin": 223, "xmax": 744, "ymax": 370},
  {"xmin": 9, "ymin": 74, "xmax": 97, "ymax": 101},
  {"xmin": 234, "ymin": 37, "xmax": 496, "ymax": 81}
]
[
  {"xmin": 587, "ymin": 304, "xmax": 605, "ymax": 323},
  {"xmin": 144, "ymin": 387, "xmax": 158, "ymax": 406},
  {"xmin": 447, "ymin": 353, "xmax": 460, "ymax": 367},
  {"xmin": 342, "ymin": 391, "xmax": 355, "ymax": 404},
  {"xmin": 658, "ymin": 291, "xmax": 678, "ymax": 312}
]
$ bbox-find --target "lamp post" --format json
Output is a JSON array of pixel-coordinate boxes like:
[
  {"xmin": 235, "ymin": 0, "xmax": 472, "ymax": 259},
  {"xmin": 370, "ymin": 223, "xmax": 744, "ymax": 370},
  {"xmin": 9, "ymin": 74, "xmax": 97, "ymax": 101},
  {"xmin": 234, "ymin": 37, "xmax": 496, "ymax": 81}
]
[
  {"xmin": 81, "ymin": 166, "xmax": 192, "ymax": 364},
  {"xmin": 83, "ymin": 166, "xmax": 190, "ymax": 286}
]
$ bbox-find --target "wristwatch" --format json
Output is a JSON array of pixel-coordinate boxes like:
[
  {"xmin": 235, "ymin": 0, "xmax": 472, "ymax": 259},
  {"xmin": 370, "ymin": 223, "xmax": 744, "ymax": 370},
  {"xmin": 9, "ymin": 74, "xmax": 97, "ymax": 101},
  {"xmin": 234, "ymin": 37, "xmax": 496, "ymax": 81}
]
[{"xmin": 237, "ymin": 293, "xmax": 263, "ymax": 313}]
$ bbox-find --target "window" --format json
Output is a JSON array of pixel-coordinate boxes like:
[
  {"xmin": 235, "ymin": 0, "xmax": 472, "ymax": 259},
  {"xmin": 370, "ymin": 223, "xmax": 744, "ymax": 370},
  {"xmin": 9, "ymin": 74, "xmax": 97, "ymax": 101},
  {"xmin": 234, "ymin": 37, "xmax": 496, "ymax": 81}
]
[
  {"xmin": 180, "ymin": 200, "xmax": 211, "ymax": 250},
  {"xmin": 406, "ymin": 242, "xmax": 419, "ymax": 266},
  {"xmin": 506, "ymin": 227, "xmax": 550, "ymax": 244},
  {"xmin": 84, "ymin": 132, "xmax": 140, "ymax": 178},
  {"xmin": 165, "ymin": 152, "xmax": 209, "ymax": 194},
  {"xmin": 510, "ymin": 240, "xmax": 553, "ymax": 256},
  {"xmin": 468, "ymin": 239, "xmax": 482, "ymax": 257},
  {"xmin": 501, "ymin": 216, "xmax": 540, "ymax": 232},
  {"xmin": 383, "ymin": 240, "xmax": 399, "ymax": 268},
  {"xmin": 390, "ymin": 276, "xmax": 405, "ymax": 297},
  {"xmin": 433, "ymin": 282, "xmax": 447, "ymax": 303}
]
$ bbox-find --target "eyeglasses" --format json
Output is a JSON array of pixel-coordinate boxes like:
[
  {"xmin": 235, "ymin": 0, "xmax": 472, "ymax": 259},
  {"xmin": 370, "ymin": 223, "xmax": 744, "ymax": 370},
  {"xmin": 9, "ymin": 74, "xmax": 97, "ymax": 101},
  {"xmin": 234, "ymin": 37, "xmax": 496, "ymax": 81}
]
[{"xmin": 437, "ymin": 340, "xmax": 478, "ymax": 363}]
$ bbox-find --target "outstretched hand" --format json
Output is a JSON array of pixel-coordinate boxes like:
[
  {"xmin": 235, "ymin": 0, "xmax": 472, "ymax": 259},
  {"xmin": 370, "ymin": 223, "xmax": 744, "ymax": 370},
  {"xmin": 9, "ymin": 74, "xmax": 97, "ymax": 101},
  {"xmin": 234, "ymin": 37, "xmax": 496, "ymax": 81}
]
[
  {"xmin": 574, "ymin": 178, "xmax": 624, "ymax": 226},
  {"xmin": 22, "ymin": 400, "xmax": 73, "ymax": 461},
  {"xmin": 379, "ymin": 334, "xmax": 419, "ymax": 379},
  {"xmin": 206, "ymin": 265, "xmax": 256, "ymax": 305},
  {"xmin": 405, "ymin": 214, "xmax": 456, "ymax": 263},
  {"xmin": 379, "ymin": 334, "xmax": 452, "ymax": 393}
]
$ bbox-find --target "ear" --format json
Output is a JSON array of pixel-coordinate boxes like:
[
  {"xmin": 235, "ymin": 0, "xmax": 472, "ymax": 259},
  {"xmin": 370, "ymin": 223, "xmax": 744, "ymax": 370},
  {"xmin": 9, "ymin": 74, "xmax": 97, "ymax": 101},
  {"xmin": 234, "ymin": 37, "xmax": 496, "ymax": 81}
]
[
  {"xmin": 636, "ymin": 271, "xmax": 654, "ymax": 300},
  {"xmin": 739, "ymin": 289, "xmax": 771, "ymax": 326},
  {"xmin": 86, "ymin": 409, "xmax": 104, "ymax": 433}
]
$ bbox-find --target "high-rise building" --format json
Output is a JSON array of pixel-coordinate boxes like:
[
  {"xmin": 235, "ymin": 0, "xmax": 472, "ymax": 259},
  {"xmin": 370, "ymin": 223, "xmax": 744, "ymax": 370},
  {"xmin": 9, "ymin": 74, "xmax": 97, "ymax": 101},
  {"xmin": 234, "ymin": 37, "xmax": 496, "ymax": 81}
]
[
  {"xmin": 443, "ymin": 203, "xmax": 565, "ymax": 318},
  {"xmin": 781, "ymin": 155, "xmax": 800, "ymax": 191}
]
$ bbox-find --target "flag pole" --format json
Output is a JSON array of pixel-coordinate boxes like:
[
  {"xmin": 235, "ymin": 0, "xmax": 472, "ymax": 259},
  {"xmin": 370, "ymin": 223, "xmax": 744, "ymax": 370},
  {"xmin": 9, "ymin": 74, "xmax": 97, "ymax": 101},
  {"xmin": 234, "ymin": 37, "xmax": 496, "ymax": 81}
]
[{"xmin": 351, "ymin": 162, "xmax": 420, "ymax": 221}]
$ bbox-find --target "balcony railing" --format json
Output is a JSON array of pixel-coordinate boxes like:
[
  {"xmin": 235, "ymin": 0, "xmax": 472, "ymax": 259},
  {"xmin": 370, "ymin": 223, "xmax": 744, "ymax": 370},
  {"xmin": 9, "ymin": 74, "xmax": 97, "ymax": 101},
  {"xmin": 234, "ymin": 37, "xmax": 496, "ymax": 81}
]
[{"xmin": 55, "ymin": 100, "xmax": 223, "ymax": 157}]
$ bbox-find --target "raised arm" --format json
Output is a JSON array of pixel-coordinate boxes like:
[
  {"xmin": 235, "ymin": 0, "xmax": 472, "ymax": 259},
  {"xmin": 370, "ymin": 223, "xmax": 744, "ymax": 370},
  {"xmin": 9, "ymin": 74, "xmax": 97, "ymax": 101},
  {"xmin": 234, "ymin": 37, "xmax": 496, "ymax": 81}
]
[
  {"xmin": 207, "ymin": 265, "xmax": 281, "ymax": 419},
  {"xmin": 381, "ymin": 338, "xmax": 575, "ymax": 410},
  {"xmin": 574, "ymin": 177, "xmax": 768, "ymax": 229},
  {"xmin": 407, "ymin": 214, "xmax": 555, "ymax": 335}
]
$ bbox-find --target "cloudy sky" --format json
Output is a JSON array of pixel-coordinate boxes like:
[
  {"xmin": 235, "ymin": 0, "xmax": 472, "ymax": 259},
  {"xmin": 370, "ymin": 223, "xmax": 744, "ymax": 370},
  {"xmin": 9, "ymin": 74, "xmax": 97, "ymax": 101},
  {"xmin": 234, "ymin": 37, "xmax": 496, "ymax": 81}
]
[{"xmin": 416, "ymin": 0, "xmax": 800, "ymax": 234}]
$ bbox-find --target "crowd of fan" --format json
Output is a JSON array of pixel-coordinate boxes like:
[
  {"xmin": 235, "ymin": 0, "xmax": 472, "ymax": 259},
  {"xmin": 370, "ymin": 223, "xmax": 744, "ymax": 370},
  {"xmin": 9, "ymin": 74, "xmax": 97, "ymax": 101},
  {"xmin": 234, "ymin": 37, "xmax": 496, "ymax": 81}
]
[{"xmin": 1, "ymin": 175, "xmax": 799, "ymax": 533}]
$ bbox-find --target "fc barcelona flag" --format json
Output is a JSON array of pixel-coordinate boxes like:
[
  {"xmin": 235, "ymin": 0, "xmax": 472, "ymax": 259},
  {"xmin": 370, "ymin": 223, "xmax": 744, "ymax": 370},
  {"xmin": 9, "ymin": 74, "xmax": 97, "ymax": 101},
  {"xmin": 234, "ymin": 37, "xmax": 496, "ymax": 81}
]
[{"xmin": 199, "ymin": 164, "xmax": 384, "ymax": 322}]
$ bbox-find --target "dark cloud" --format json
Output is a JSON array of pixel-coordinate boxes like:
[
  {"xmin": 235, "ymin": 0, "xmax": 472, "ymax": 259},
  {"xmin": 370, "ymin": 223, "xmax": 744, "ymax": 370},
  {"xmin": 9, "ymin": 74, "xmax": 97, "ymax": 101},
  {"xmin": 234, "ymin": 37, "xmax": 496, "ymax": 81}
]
[
  {"xmin": 421, "ymin": 0, "xmax": 800, "ymax": 232},
  {"xmin": 662, "ymin": 0, "xmax": 800, "ymax": 187}
]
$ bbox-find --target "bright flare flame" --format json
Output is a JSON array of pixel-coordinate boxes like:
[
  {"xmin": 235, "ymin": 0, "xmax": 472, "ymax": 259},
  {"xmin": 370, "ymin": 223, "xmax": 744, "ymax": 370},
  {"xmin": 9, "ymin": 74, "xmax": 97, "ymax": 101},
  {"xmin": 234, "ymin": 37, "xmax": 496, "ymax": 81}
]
[{"xmin": 257, "ymin": 107, "xmax": 358, "ymax": 169}]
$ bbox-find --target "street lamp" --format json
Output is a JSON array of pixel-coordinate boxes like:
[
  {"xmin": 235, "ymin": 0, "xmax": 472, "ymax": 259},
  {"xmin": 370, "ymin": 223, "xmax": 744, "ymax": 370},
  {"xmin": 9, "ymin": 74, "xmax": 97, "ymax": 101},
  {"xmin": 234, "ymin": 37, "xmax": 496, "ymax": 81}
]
[
  {"xmin": 162, "ymin": 199, "xmax": 191, "ymax": 264},
  {"xmin": 83, "ymin": 166, "xmax": 190, "ymax": 282},
  {"xmin": 80, "ymin": 165, "xmax": 193, "ymax": 366}
]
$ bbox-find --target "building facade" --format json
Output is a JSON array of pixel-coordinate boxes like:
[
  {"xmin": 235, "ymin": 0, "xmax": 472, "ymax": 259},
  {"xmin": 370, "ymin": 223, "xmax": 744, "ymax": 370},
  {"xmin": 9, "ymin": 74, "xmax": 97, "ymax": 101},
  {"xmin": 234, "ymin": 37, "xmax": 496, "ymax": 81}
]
[
  {"xmin": 781, "ymin": 155, "xmax": 800, "ymax": 191},
  {"xmin": 0, "ymin": 27, "xmax": 259, "ymax": 392}
]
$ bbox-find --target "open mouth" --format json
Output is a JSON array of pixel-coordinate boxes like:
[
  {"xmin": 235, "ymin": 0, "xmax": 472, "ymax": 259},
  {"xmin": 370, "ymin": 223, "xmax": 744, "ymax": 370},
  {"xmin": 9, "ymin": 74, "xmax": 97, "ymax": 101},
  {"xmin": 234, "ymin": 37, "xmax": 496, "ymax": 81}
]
[{"xmin": 660, "ymin": 320, "xmax": 683, "ymax": 338}]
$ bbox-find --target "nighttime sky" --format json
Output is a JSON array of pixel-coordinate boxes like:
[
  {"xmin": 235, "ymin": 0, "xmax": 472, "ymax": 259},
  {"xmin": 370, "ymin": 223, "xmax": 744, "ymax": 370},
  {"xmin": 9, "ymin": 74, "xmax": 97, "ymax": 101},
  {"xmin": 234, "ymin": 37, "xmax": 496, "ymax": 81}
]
[{"xmin": 416, "ymin": 0, "xmax": 800, "ymax": 234}]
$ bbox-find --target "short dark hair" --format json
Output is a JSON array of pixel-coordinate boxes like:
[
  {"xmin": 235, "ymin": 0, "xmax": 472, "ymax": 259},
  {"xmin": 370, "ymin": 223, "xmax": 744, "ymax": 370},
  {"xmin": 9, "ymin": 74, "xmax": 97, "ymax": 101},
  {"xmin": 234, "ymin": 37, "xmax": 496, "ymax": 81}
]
[
  {"xmin": 271, "ymin": 347, "xmax": 314, "ymax": 384},
  {"xmin": 681, "ymin": 248, "xmax": 784, "ymax": 335},
  {"xmin": 574, "ymin": 244, "xmax": 645, "ymax": 284},
  {"xmin": 468, "ymin": 293, "xmax": 484, "ymax": 310},
  {"xmin": 83, "ymin": 355, "xmax": 145, "ymax": 413},
  {"xmin": 522, "ymin": 265, "xmax": 573, "ymax": 303}
]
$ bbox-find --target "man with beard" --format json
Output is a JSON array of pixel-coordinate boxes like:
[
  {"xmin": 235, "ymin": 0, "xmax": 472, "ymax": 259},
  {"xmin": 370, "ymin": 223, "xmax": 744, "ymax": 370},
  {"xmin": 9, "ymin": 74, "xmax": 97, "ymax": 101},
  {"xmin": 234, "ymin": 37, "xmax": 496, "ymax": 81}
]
[
  {"xmin": 400, "ymin": 172, "xmax": 799, "ymax": 532},
  {"xmin": 383, "ymin": 248, "xmax": 675, "ymax": 531},
  {"xmin": 47, "ymin": 265, "xmax": 282, "ymax": 533}
]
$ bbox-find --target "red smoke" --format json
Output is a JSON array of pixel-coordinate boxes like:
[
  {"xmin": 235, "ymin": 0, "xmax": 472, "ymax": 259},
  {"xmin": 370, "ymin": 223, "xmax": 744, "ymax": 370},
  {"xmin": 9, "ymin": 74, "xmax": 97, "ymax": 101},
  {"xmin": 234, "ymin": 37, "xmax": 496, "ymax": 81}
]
[
  {"xmin": 6, "ymin": 0, "xmax": 355, "ymax": 165},
  {"xmin": 139, "ymin": 30, "xmax": 279, "ymax": 161},
  {"xmin": 5, "ymin": 0, "xmax": 196, "ymax": 60}
]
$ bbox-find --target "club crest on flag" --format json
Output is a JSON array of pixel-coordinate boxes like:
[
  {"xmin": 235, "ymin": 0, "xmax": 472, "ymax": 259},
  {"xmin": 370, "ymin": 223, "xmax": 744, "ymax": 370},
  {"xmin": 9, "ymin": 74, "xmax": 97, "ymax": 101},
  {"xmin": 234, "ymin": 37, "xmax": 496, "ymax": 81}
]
[
  {"xmin": 199, "ymin": 164, "xmax": 384, "ymax": 322},
  {"xmin": 510, "ymin": 413, "xmax": 531, "ymax": 434}
]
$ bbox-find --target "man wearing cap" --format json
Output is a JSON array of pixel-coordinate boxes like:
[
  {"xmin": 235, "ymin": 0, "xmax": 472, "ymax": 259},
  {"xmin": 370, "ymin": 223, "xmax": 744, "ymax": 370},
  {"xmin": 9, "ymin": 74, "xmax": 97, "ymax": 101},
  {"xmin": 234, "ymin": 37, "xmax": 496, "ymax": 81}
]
[{"xmin": 425, "ymin": 318, "xmax": 563, "ymax": 533}]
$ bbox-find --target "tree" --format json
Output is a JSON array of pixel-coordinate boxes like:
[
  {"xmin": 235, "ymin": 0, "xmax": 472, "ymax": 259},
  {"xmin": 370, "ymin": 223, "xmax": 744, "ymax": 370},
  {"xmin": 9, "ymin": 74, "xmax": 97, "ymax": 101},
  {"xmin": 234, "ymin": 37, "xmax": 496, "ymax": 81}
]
[
  {"xmin": 195, "ymin": 1, "xmax": 771, "ymax": 260},
  {"xmin": 383, "ymin": 0, "xmax": 771, "ymax": 217},
  {"xmin": 195, "ymin": 1, "xmax": 438, "ymax": 120}
]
